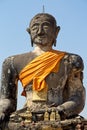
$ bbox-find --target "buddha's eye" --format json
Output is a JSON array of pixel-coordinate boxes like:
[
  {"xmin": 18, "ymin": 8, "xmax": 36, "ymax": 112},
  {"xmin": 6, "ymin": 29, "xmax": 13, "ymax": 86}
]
[
  {"xmin": 31, "ymin": 26, "xmax": 38, "ymax": 31},
  {"xmin": 43, "ymin": 25, "xmax": 49, "ymax": 30}
]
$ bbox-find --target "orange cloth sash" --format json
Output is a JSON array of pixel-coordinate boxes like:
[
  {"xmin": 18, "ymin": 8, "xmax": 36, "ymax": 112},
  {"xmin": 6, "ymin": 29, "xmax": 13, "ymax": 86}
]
[{"xmin": 19, "ymin": 49, "xmax": 66, "ymax": 96}]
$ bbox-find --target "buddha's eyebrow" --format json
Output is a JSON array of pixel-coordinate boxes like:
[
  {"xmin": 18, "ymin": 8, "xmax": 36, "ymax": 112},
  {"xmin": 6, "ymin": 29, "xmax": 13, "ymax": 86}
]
[
  {"xmin": 42, "ymin": 21, "xmax": 51, "ymax": 26},
  {"xmin": 31, "ymin": 21, "xmax": 51, "ymax": 28},
  {"xmin": 31, "ymin": 23, "xmax": 39, "ymax": 28}
]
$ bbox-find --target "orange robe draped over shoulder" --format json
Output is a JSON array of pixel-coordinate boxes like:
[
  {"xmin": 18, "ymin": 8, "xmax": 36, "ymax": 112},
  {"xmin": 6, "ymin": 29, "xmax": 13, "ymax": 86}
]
[{"xmin": 19, "ymin": 49, "xmax": 66, "ymax": 96}]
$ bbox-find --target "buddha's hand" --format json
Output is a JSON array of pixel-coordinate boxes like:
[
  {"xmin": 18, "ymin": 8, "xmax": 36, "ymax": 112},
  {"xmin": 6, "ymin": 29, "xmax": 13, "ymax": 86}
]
[
  {"xmin": 0, "ymin": 112, "xmax": 5, "ymax": 122},
  {"xmin": 57, "ymin": 105, "xmax": 67, "ymax": 119}
]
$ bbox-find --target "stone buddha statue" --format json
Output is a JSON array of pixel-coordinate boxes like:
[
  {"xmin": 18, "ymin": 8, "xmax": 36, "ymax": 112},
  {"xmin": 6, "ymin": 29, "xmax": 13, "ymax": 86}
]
[{"xmin": 0, "ymin": 13, "xmax": 86, "ymax": 130}]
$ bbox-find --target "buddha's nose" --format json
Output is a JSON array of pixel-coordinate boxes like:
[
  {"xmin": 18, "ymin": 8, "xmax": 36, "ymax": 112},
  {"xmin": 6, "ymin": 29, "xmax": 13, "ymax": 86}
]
[{"xmin": 37, "ymin": 25, "xmax": 44, "ymax": 35}]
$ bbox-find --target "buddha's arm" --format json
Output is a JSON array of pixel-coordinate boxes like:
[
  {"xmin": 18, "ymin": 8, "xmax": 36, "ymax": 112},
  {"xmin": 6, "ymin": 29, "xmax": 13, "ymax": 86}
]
[
  {"xmin": 0, "ymin": 57, "xmax": 18, "ymax": 121},
  {"xmin": 57, "ymin": 55, "xmax": 86, "ymax": 118}
]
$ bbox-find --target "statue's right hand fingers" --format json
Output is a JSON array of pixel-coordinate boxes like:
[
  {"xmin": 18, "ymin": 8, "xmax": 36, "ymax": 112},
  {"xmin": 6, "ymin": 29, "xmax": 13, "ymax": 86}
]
[{"xmin": 0, "ymin": 112, "xmax": 5, "ymax": 122}]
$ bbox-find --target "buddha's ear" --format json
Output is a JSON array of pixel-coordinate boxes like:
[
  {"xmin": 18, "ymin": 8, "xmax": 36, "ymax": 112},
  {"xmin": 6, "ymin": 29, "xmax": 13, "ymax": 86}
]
[
  {"xmin": 26, "ymin": 27, "xmax": 30, "ymax": 34},
  {"xmin": 56, "ymin": 26, "xmax": 60, "ymax": 37}
]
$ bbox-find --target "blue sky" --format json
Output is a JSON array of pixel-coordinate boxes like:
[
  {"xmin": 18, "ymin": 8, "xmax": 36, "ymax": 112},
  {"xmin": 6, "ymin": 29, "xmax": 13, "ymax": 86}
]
[{"xmin": 0, "ymin": 0, "xmax": 87, "ymax": 118}]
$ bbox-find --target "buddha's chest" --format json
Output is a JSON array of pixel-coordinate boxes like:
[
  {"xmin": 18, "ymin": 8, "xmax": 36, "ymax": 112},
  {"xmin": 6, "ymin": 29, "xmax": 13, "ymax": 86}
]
[
  {"xmin": 46, "ymin": 61, "xmax": 68, "ymax": 90},
  {"xmin": 25, "ymin": 62, "xmax": 68, "ymax": 106}
]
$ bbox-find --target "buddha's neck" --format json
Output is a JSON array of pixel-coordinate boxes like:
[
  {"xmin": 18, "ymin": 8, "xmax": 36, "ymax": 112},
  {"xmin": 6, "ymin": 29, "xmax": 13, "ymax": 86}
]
[{"xmin": 32, "ymin": 44, "xmax": 53, "ymax": 56}]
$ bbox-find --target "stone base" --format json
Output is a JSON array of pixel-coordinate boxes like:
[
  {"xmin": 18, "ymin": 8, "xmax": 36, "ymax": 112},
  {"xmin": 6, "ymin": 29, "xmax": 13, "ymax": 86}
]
[{"xmin": 1, "ymin": 117, "xmax": 87, "ymax": 130}]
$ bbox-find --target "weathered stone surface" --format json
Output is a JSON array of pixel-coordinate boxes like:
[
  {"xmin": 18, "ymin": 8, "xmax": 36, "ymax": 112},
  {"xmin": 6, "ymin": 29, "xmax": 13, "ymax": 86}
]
[
  {"xmin": 2, "ymin": 116, "xmax": 87, "ymax": 130},
  {"xmin": 0, "ymin": 13, "xmax": 86, "ymax": 130}
]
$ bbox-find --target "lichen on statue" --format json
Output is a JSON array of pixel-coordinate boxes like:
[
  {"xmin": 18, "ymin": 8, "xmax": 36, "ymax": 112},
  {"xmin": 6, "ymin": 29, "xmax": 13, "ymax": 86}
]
[{"xmin": 0, "ymin": 13, "xmax": 86, "ymax": 130}]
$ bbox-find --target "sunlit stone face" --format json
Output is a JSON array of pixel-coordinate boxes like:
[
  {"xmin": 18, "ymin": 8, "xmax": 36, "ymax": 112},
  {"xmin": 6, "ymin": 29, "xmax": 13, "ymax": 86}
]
[{"xmin": 29, "ymin": 14, "xmax": 57, "ymax": 46}]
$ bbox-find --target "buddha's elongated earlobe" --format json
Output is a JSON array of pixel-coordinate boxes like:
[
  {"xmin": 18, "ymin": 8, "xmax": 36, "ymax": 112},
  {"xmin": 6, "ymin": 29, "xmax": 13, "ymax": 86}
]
[
  {"xmin": 54, "ymin": 39, "xmax": 57, "ymax": 47},
  {"xmin": 31, "ymin": 37, "xmax": 33, "ymax": 47},
  {"xmin": 26, "ymin": 28, "xmax": 33, "ymax": 47}
]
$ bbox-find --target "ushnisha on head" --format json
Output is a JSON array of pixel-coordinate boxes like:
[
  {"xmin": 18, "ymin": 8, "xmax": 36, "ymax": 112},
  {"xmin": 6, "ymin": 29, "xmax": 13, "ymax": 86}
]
[{"xmin": 27, "ymin": 13, "xmax": 60, "ymax": 47}]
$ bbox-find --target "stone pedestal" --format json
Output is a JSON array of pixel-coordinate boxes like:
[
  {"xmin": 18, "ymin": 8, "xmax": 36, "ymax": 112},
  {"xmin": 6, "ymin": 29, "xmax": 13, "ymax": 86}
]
[{"xmin": 1, "ymin": 117, "xmax": 87, "ymax": 130}]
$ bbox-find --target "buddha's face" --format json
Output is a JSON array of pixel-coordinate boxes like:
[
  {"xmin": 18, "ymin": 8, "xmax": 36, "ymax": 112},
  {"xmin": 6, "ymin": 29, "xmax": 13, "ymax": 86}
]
[{"xmin": 29, "ymin": 14, "xmax": 58, "ymax": 47}]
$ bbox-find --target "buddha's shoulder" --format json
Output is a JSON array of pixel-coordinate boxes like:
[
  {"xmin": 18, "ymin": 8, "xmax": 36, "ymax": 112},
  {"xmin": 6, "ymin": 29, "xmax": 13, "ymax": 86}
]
[
  {"xmin": 62, "ymin": 52, "xmax": 84, "ymax": 70},
  {"xmin": 12, "ymin": 51, "xmax": 35, "ymax": 59},
  {"xmin": 2, "ymin": 52, "xmax": 35, "ymax": 66}
]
